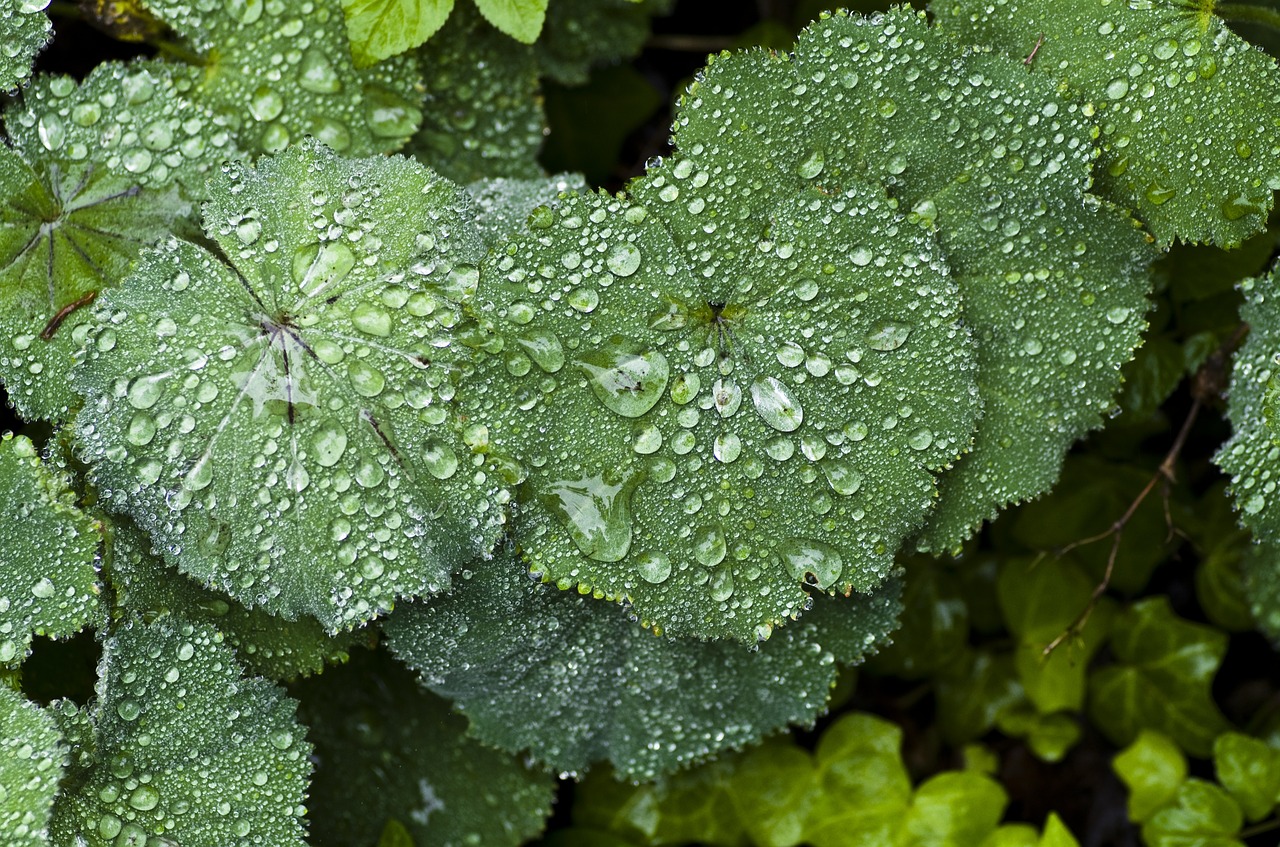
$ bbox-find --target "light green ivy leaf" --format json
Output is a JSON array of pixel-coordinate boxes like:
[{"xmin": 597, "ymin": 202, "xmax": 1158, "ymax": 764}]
[
  {"xmin": 342, "ymin": 0, "xmax": 452, "ymax": 67},
  {"xmin": 1088, "ymin": 597, "xmax": 1231, "ymax": 757},
  {"xmin": 0, "ymin": 432, "xmax": 100, "ymax": 667},
  {"xmin": 0, "ymin": 144, "xmax": 189, "ymax": 421},
  {"xmin": 383, "ymin": 545, "xmax": 902, "ymax": 780},
  {"xmin": 932, "ymin": 0, "xmax": 1280, "ymax": 247},
  {"xmin": 473, "ymin": 0, "xmax": 547, "ymax": 44},
  {"xmin": 47, "ymin": 618, "xmax": 311, "ymax": 845},
  {"xmin": 470, "ymin": 174, "xmax": 975, "ymax": 641},
  {"xmin": 669, "ymin": 8, "xmax": 1155, "ymax": 552},
  {"xmin": 1213, "ymin": 732, "xmax": 1280, "ymax": 823},
  {"xmin": 0, "ymin": 0, "xmax": 51, "ymax": 93},
  {"xmin": 73, "ymin": 140, "xmax": 506, "ymax": 632},
  {"xmin": 1141, "ymin": 779, "xmax": 1245, "ymax": 847},
  {"xmin": 140, "ymin": 0, "xmax": 423, "ymax": 155},
  {"xmin": 1114, "ymin": 730, "xmax": 1189, "ymax": 824},
  {"xmin": 0, "ymin": 684, "xmax": 65, "ymax": 846},
  {"xmin": 108, "ymin": 520, "xmax": 374, "ymax": 681},
  {"xmin": 295, "ymin": 647, "xmax": 555, "ymax": 847}
]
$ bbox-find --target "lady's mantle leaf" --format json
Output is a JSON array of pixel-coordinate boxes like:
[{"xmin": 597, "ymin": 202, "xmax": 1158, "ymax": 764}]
[
  {"xmin": 296, "ymin": 647, "xmax": 555, "ymax": 847},
  {"xmin": 109, "ymin": 521, "xmax": 374, "ymax": 681},
  {"xmin": 533, "ymin": 0, "xmax": 673, "ymax": 86},
  {"xmin": 47, "ymin": 619, "xmax": 311, "ymax": 845},
  {"xmin": 342, "ymin": 0, "xmax": 452, "ymax": 67},
  {"xmin": 473, "ymin": 0, "xmax": 548, "ymax": 44},
  {"xmin": 140, "ymin": 0, "xmax": 423, "ymax": 155},
  {"xmin": 470, "ymin": 177, "xmax": 975, "ymax": 641},
  {"xmin": 0, "ymin": 684, "xmax": 66, "ymax": 845},
  {"xmin": 671, "ymin": 8, "xmax": 1155, "ymax": 552},
  {"xmin": 4, "ymin": 62, "xmax": 242, "ymax": 198},
  {"xmin": 1218, "ymin": 264, "xmax": 1280, "ymax": 544},
  {"xmin": 0, "ymin": 432, "xmax": 100, "ymax": 667},
  {"xmin": 0, "ymin": 0, "xmax": 51, "ymax": 93},
  {"xmin": 74, "ymin": 140, "xmax": 506, "ymax": 632},
  {"xmin": 0, "ymin": 145, "xmax": 188, "ymax": 421},
  {"xmin": 467, "ymin": 174, "xmax": 586, "ymax": 248},
  {"xmin": 933, "ymin": 0, "xmax": 1280, "ymax": 247},
  {"xmin": 384, "ymin": 546, "xmax": 902, "ymax": 780}
]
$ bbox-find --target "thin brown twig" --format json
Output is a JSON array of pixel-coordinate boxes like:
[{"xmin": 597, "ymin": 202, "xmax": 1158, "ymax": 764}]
[{"xmin": 646, "ymin": 34, "xmax": 740, "ymax": 52}]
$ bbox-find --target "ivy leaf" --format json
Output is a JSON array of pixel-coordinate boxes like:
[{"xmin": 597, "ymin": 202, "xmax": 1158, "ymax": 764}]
[
  {"xmin": 383, "ymin": 545, "xmax": 902, "ymax": 780},
  {"xmin": 140, "ymin": 0, "xmax": 423, "ymax": 154},
  {"xmin": 1141, "ymin": 780, "xmax": 1245, "ymax": 847},
  {"xmin": 295, "ymin": 647, "xmax": 555, "ymax": 847},
  {"xmin": 936, "ymin": 650, "xmax": 1023, "ymax": 746},
  {"xmin": 409, "ymin": 3, "xmax": 546, "ymax": 183},
  {"xmin": 1088, "ymin": 597, "xmax": 1231, "ymax": 757},
  {"xmin": 4, "ymin": 61, "xmax": 242, "ymax": 198},
  {"xmin": 900, "ymin": 771, "xmax": 1008, "ymax": 847},
  {"xmin": 994, "ymin": 705, "xmax": 1082, "ymax": 764},
  {"xmin": 1114, "ymin": 730, "xmax": 1189, "ymax": 824},
  {"xmin": 669, "ymin": 8, "xmax": 1155, "ymax": 552},
  {"xmin": 865, "ymin": 557, "xmax": 970, "ymax": 679},
  {"xmin": 1213, "ymin": 732, "xmax": 1280, "ymax": 823},
  {"xmin": 466, "ymin": 174, "xmax": 586, "ymax": 247},
  {"xmin": 0, "ymin": 145, "xmax": 189, "ymax": 421},
  {"xmin": 0, "ymin": 684, "xmax": 66, "ymax": 845},
  {"xmin": 73, "ymin": 140, "xmax": 507, "ymax": 632},
  {"xmin": 473, "ymin": 0, "xmax": 547, "ymax": 44},
  {"xmin": 47, "ymin": 618, "xmax": 311, "ymax": 845},
  {"xmin": 0, "ymin": 432, "xmax": 100, "ymax": 667},
  {"xmin": 0, "ymin": 0, "xmax": 51, "ymax": 93},
  {"xmin": 933, "ymin": 0, "xmax": 1280, "ymax": 247},
  {"xmin": 470, "ymin": 175, "xmax": 976, "ymax": 641},
  {"xmin": 534, "ymin": 0, "xmax": 674, "ymax": 86},
  {"xmin": 804, "ymin": 713, "xmax": 914, "ymax": 847},
  {"xmin": 342, "ymin": 0, "xmax": 452, "ymax": 67},
  {"xmin": 108, "ymin": 520, "xmax": 375, "ymax": 681}
]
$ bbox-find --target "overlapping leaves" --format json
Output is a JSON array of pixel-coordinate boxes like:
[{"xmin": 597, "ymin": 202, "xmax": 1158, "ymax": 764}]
[
  {"xmin": 933, "ymin": 0, "xmax": 1280, "ymax": 247},
  {"xmin": 74, "ymin": 140, "xmax": 507, "ymax": 632},
  {"xmin": 384, "ymin": 546, "xmax": 902, "ymax": 779}
]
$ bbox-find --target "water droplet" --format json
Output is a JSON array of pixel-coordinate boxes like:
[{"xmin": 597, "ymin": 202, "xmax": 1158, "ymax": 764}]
[
  {"xmin": 422, "ymin": 440, "xmax": 458, "ymax": 480},
  {"xmin": 750, "ymin": 377, "xmax": 803, "ymax": 432},
  {"xmin": 780, "ymin": 538, "xmax": 844, "ymax": 589},
  {"xmin": 128, "ymin": 785, "xmax": 160, "ymax": 811},
  {"xmin": 709, "ymin": 566, "xmax": 735, "ymax": 601},
  {"xmin": 116, "ymin": 698, "xmax": 142, "ymax": 721},
  {"xmin": 30, "ymin": 577, "xmax": 54, "ymax": 598},
  {"xmin": 249, "ymin": 86, "xmax": 284, "ymax": 122},
  {"xmin": 576, "ymin": 340, "xmax": 669, "ymax": 418},
  {"xmin": 516, "ymin": 330, "xmax": 565, "ymax": 373},
  {"xmin": 183, "ymin": 454, "xmax": 213, "ymax": 492},
  {"xmin": 310, "ymin": 418, "xmax": 348, "ymax": 467},
  {"xmin": 126, "ymin": 413, "xmax": 157, "ymax": 446},
  {"xmin": 1104, "ymin": 78, "xmax": 1129, "ymax": 100},
  {"xmin": 127, "ymin": 373, "xmax": 166, "ymax": 409},
  {"xmin": 298, "ymin": 48, "xmax": 341, "ymax": 93},
  {"xmin": 606, "ymin": 243, "xmax": 642, "ymax": 276},
  {"xmin": 713, "ymin": 432, "xmax": 742, "ymax": 463},
  {"xmin": 351, "ymin": 303, "xmax": 393, "ymax": 337},
  {"xmin": 712, "ymin": 378, "xmax": 742, "ymax": 417},
  {"xmin": 1145, "ymin": 184, "xmax": 1176, "ymax": 206},
  {"xmin": 793, "ymin": 277, "xmax": 819, "ymax": 301},
  {"xmin": 363, "ymin": 85, "xmax": 422, "ymax": 138},
  {"xmin": 878, "ymin": 97, "xmax": 898, "ymax": 118},
  {"xmin": 568, "ymin": 287, "xmax": 599, "ymax": 312},
  {"xmin": 670, "ymin": 372, "xmax": 700, "ymax": 404},
  {"xmin": 636, "ymin": 551, "xmax": 672, "ymax": 584},
  {"xmin": 908, "ymin": 429, "xmax": 934, "ymax": 451},
  {"xmin": 293, "ymin": 242, "xmax": 356, "ymax": 297},
  {"xmin": 820, "ymin": 458, "xmax": 862, "ymax": 495},
  {"xmin": 798, "ymin": 148, "xmax": 825, "ymax": 179},
  {"xmin": 632, "ymin": 423, "xmax": 662, "ymax": 454},
  {"xmin": 693, "ymin": 525, "xmax": 727, "ymax": 567},
  {"xmin": 1106, "ymin": 307, "xmax": 1130, "ymax": 324},
  {"xmin": 866, "ymin": 322, "xmax": 911, "ymax": 352},
  {"xmin": 540, "ymin": 469, "xmax": 643, "ymax": 562},
  {"xmin": 851, "ymin": 246, "xmax": 874, "ymax": 266}
]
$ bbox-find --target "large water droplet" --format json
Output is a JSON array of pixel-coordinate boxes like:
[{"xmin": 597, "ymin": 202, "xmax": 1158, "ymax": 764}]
[
  {"xmin": 750, "ymin": 376, "xmax": 803, "ymax": 432},
  {"xmin": 712, "ymin": 378, "xmax": 742, "ymax": 417},
  {"xmin": 576, "ymin": 340, "xmax": 669, "ymax": 418},
  {"xmin": 516, "ymin": 330, "xmax": 565, "ymax": 373},
  {"xmin": 636, "ymin": 551, "xmax": 672, "ymax": 584},
  {"xmin": 298, "ymin": 48, "xmax": 342, "ymax": 93},
  {"xmin": 540, "ymin": 469, "xmax": 643, "ymax": 562},
  {"xmin": 310, "ymin": 418, "xmax": 348, "ymax": 467},
  {"xmin": 780, "ymin": 538, "xmax": 844, "ymax": 589},
  {"xmin": 820, "ymin": 458, "xmax": 862, "ymax": 495},
  {"xmin": 293, "ymin": 242, "xmax": 356, "ymax": 298},
  {"xmin": 606, "ymin": 243, "xmax": 642, "ymax": 277},
  {"xmin": 866, "ymin": 322, "xmax": 911, "ymax": 352},
  {"xmin": 693, "ymin": 525, "xmax": 727, "ymax": 567},
  {"xmin": 422, "ymin": 439, "xmax": 459, "ymax": 480},
  {"xmin": 127, "ymin": 373, "xmax": 166, "ymax": 409}
]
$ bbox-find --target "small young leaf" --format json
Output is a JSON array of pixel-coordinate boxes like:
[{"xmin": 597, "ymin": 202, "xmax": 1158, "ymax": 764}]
[
  {"xmin": 47, "ymin": 618, "xmax": 312, "ymax": 845},
  {"xmin": 342, "ymin": 0, "xmax": 452, "ymax": 67},
  {"xmin": 933, "ymin": 0, "xmax": 1280, "ymax": 246},
  {"xmin": 0, "ymin": 431, "xmax": 100, "ymax": 667},
  {"xmin": 0, "ymin": 144, "xmax": 189, "ymax": 421},
  {"xmin": 469, "ymin": 177, "xmax": 975, "ymax": 641},
  {"xmin": 1213, "ymin": 732, "xmax": 1280, "ymax": 823},
  {"xmin": 1039, "ymin": 814, "xmax": 1082, "ymax": 847},
  {"xmin": 295, "ymin": 647, "xmax": 555, "ymax": 847},
  {"xmin": 0, "ymin": 0, "xmax": 51, "ymax": 93},
  {"xmin": 0, "ymin": 684, "xmax": 65, "ymax": 846},
  {"xmin": 384, "ymin": 546, "xmax": 901, "ymax": 780},
  {"xmin": 74, "ymin": 140, "xmax": 506, "ymax": 632},
  {"xmin": 1114, "ymin": 730, "xmax": 1189, "ymax": 824},
  {"xmin": 1141, "ymin": 779, "xmax": 1245, "ymax": 847},
  {"xmin": 473, "ymin": 0, "xmax": 547, "ymax": 44},
  {"xmin": 1088, "ymin": 597, "xmax": 1231, "ymax": 757},
  {"xmin": 140, "ymin": 0, "xmax": 423, "ymax": 154}
]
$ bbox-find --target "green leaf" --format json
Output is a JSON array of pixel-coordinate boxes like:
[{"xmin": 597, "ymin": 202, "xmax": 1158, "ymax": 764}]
[
  {"xmin": 0, "ymin": 432, "xmax": 100, "ymax": 667},
  {"xmin": 899, "ymin": 771, "xmax": 1008, "ymax": 847},
  {"xmin": 1189, "ymin": 485, "xmax": 1254, "ymax": 633},
  {"xmin": 1141, "ymin": 779, "xmax": 1245, "ymax": 847},
  {"xmin": 378, "ymin": 818, "xmax": 417, "ymax": 847},
  {"xmin": 0, "ymin": 684, "xmax": 65, "ymax": 846},
  {"xmin": 1213, "ymin": 732, "xmax": 1280, "ymax": 823},
  {"xmin": 342, "ymin": 0, "xmax": 452, "ymax": 67},
  {"xmin": 0, "ymin": 0, "xmax": 51, "ymax": 92},
  {"xmin": 995, "ymin": 706, "xmax": 1082, "ymax": 763},
  {"xmin": 140, "ymin": 0, "xmax": 423, "ymax": 154},
  {"xmin": 470, "ymin": 176, "xmax": 976, "ymax": 641},
  {"xmin": 409, "ymin": 3, "xmax": 546, "ymax": 182},
  {"xmin": 473, "ymin": 0, "xmax": 547, "ymax": 44},
  {"xmin": 383, "ymin": 546, "xmax": 902, "ymax": 780},
  {"xmin": 534, "ymin": 0, "xmax": 673, "ymax": 86},
  {"xmin": 730, "ymin": 742, "xmax": 817, "ymax": 847},
  {"xmin": 805, "ymin": 713, "xmax": 914, "ymax": 847},
  {"xmin": 108, "ymin": 520, "xmax": 375, "ymax": 681},
  {"xmin": 1219, "ymin": 265, "xmax": 1280, "ymax": 545},
  {"xmin": 541, "ymin": 64, "xmax": 662, "ymax": 187},
  {"xmin": 1039, "ymin": 813, "xmax": 1082, "ymax": 847},
  {"xmin": 4, "ymin": 61, "xmax": 243, "ymax": 198},
  {"xmin": 47, "ymin": 618, "xmax": 311, "ymax": 845},
  {"xmin": 866, "ymin": 557, "xmax": 970, "ymax": 679},
  {"xmin": 670, "ymin": 8, "xmax": 1155, "ymax": 552},
  {"xmin": 1114, "ymin": 730, "xmax": 1189, "ymax": 824},
  {"xmin": 295, "ymin": 647, "xmax": 555, "ymax": 847},
  {"xmin": 1088, "ymin": 597, "xmax": 1231, "ymax": 757},
  {"xmin": 0, "ymin": 145, "xmax": 189, "ymax": 421},
  {"xmin": 1242, "ymin": 539, "xmax": 1280, "ymax": 645},
  {"xmin": 73, "ymin": 140, "xmax": 506, "ymax": 633},
  {"xmin": 936, "ymin": 650, "xmax": 1023, "ymax": 746},
  {"xmin": 932, "ymin": 0, "xmax": 1280, "ymax": 246},
  {"xmin": 466, "ymin": 174, "xmax": 586, "ymax": 248}
]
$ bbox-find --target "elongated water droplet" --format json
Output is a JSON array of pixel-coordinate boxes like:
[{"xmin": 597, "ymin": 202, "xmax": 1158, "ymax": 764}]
[
  {"xmin": 539, "ymin": 469, "xmax": 643, "ymax": 562},
  {"xmin": 516, "ymin": 330, "xmax": 565, "ymax": 373},
  {"xmin": 820, "ymin": 458, "xmax": 862, "ymax": 495},
  {"xmin": 693, "ymin": 524, "xmax": 727, "ymax": 567},
  {"xmin": 750, "ymin": 376, "xmax": 803, "ymax": 432},
  {"xmin": 310, "ymin": 418, "xmax": 347, "ymax": 467},
  {"xmin": 292, "ymin": 242, "xmax": 356, "ymax": 297},
  {"xmin": 866, "ymin": 321, "xmax": 912, "ymax": 352},
  {"xmin": 576, "ymin": 339, "xmax": 669, "ymax": 418}
]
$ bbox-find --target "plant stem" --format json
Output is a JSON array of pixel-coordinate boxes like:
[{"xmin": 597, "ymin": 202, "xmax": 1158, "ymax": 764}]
[
  {"xmin": 45, "ymin": 0, "xmax": 81, "ymax": 21},
  {"xmin": 1242, "ymin": 816, "xmax": 1280, "ymax": 839},
  {"xmin": 647, "ymin": 34, "xmax": 739, "ymax": 52},
  {"xmin": 1218, "ymin": 3, "xmax": 1280, "ymax": 32}
]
